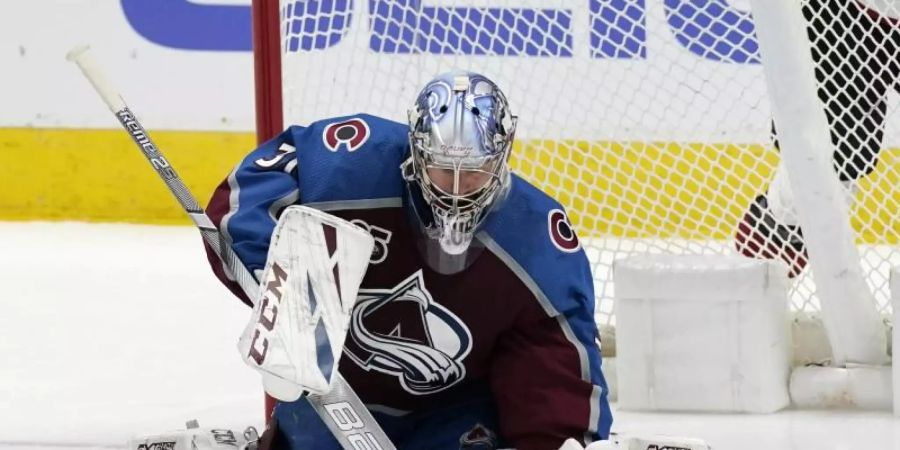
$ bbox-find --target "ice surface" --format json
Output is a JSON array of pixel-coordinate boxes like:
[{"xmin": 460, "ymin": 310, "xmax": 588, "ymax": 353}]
[
  {"xmin": 0, "ymin": 222, "xmax": 263, "ymax": 447},
  {"xmin": 1, "ymin": 222, "xmax": 898, "ymax": 450}
]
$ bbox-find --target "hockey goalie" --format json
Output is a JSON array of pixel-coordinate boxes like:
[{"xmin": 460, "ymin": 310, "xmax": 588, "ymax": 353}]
[{"xmin": 195, "ymin": 71, "xmax": 612, "ymax": 449}]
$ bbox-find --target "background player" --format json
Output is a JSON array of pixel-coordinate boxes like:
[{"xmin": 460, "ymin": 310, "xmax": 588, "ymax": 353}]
[
  {"xmin": 204, "ymin": 71, "xmax": 611, "ymax": 449},
  {"xmin": 736, "ymin": 0, "xmax": 900, "ymax": 276}
]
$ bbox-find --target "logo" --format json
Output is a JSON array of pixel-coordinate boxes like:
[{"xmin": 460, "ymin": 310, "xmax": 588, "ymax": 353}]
[
  {"xmin": 350, "ymin": 219, "xmax": 392, "ymax": 264},
  {"xmin": 346, "ymin": 270, "xmax": 472, "ymax": 395},
  {"xmin": 440, "ymin": 144, "xmax": 475, "ymax": 154},
  {"xmin": 548, "ymin": 208, "xmax": 580, "ymax": 253},
  {"xmin": 247, "ymin": 262, "xmax": 289, "ymax": 365},
  {"xmin": 122, "ymin": 0, "xmax": 759, "ymax": 64},
  {"xmin": 137, "ymin": 442, "xmax": 175, "ymax": 450},
  {"xmin": 211, "ymin": 429, "xmax": 238, "ymax": 447},
  {"xmin": 323, "ymin": 118, "xmax": 370, "ymax": 152},
  {"xmin": 116, "ymin": 109, "xmax": 176, "ymax": 180},
  {"xmin": 121, "ymin": 0, "xmax": 251, "ymax": 51},
  {"xmin": 459, "ymin": 423, "xmax": 499, "ymax": 449}
]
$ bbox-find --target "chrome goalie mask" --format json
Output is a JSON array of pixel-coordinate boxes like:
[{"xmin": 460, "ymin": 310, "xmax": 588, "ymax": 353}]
[{"xmin": 403, "ymin": 71, "xmax": 517, "ymax": 260}]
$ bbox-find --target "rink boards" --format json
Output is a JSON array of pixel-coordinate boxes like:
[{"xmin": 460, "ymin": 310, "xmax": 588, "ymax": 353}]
[{"xmin": 1, "ymin": 126, "xmax": 898, "ymax": 246}]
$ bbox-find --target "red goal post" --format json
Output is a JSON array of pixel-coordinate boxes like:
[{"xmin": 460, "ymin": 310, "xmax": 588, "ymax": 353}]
[{"xmin": 251, "ymin": 0, "xmax": 283, "ymax": 419}]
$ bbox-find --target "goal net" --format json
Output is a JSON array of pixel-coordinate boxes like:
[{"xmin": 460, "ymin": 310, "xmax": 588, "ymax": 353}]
[{"xmin": 259, "ymin": 0, "xmax": 900, "ymax": 352}]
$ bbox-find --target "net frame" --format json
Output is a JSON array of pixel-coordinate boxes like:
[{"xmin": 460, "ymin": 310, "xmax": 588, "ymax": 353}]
[{"xmin": 255, "ymin": 0, "xmax": 900, "ymax": 356}]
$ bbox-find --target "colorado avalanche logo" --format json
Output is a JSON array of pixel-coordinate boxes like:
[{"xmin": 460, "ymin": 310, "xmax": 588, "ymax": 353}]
[
  {"xmin": 323, "ymin": 118, "xmax": 370, "ymax": 152},
  {"xmin": 548, "ymin": 208, "xmax": 580, "ymax": 253},
  {"xmin": 345, "ymin": 270, "xmax": 472, "ymax": 395}
]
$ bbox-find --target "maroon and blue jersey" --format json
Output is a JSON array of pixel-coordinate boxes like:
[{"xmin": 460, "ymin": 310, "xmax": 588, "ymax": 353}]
[{"xmin": 205, "ymin": 113, "xmax": 611, "ymax": 450}]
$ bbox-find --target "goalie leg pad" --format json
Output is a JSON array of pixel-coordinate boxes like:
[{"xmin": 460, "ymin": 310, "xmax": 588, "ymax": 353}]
[
  {"xmin": 127, "ymin": 422, "xmax": 259, "ymax": 450},
  {"xmin": 578, "ymin": 434, "xmax": 711, "ymax": 450}
]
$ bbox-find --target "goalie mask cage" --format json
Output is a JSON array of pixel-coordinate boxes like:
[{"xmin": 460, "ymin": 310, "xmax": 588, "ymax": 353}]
[{"xmin": 252, "ymin": 0, "xmax": 900, "ymax": 364}]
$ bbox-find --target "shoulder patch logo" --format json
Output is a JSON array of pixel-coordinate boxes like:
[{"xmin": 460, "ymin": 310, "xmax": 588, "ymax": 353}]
[
  {"xmin": 345, "ymin": 270, "xmax": 472, "ymax": 395},
  {"xmin": 323, "ymin": 118, "xmax": 370, "ymax": 152},
  {"xmin": 548, "ymin": 208, "xmax": 581, "ymax": 253}
]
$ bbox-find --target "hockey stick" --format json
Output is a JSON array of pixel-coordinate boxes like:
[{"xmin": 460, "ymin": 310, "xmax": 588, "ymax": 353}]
[{"xmin": 67, "ymin": 45, "xmax": 395, "ymax": 450}]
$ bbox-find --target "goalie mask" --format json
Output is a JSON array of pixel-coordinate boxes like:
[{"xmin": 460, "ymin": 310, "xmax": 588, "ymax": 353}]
[{"xmin": 403, "ymin": 71, "xmax": 517, "ymax": 269}]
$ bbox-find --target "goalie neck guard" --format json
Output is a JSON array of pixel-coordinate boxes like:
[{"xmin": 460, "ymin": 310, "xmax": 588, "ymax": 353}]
[{"xmin": 403, "ymin": 71, "xmax": 517, "ymax": 271}]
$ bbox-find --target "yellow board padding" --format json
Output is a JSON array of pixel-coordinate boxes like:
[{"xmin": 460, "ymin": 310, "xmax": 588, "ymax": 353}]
[
  {"xmin": 0, "ymin": 128, "xmax": 254, "ymax": 224},
  {"xmin": 512, "ymin": 140, "xmax": 900, "ymax": 245},
  {"xmin": 1, "ymin": 127, "xmax": 898, "ymax": 244}
]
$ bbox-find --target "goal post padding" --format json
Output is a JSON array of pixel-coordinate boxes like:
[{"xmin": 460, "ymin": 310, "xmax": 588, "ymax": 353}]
[{"xmin": 749, "ymin": 0, "xmax": 886, "ymax": 365}]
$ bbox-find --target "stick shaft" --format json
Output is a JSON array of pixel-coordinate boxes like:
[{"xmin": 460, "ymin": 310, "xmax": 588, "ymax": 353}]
[{"xmin": 68, "ymin": 45, "xmax": 395, "ymax": 450}]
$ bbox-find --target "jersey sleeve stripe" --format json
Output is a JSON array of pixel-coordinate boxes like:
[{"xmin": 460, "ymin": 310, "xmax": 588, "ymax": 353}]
[
  {"xmin": 304, "ymin": 197, "xmax": 403, "ymax": 212},
  {"xmin": 204, "ymin": 170, "xmax": 252, "ymax": 305}
]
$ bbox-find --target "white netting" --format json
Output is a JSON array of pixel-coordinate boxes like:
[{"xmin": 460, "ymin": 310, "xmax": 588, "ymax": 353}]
[
  {"xmin": 795, "ymin": 0, "xmax": 900, "ymax": 315},
  {"xmin": 276, "ymin": 0, "xmax": 900, "ymax": 328}
]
